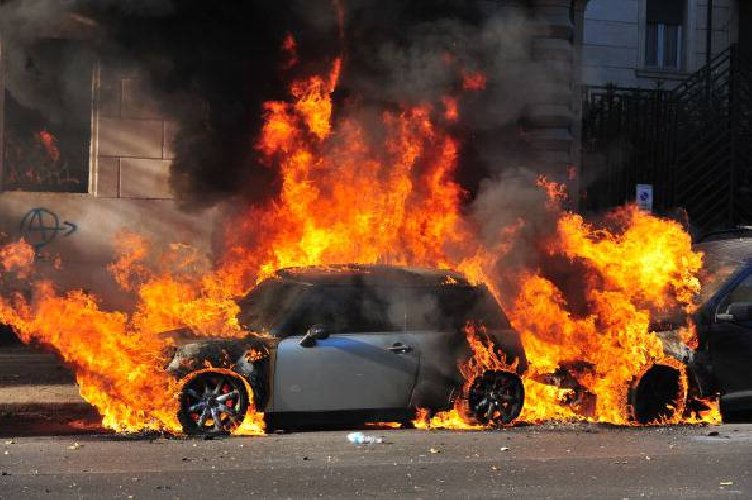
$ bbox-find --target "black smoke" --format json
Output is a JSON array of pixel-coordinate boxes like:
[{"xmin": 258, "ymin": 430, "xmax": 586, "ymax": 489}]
[
  {"xmin": 83, "ymin": 0, "xmax": 319, "ymax": 209},
  {"xmin": 1, "ymin": 0, "xmax": 560, "ymax": 208}
]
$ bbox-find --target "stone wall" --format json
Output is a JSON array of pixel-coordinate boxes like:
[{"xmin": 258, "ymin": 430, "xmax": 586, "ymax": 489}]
[
  {"xmin": 0, "ymin": 50, "xmax": 216, "ymax": 308},
  {"xmin": 94, "ymin": 65, "xmax": 177, "ymax": 200}
]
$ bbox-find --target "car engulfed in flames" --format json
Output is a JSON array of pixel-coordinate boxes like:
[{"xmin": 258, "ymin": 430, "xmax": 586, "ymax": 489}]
[
  {"xmin": 162, "ymin": 264, "xmax": 712, "ymax": 436},
  {"xmin": 164, "ymin": 265, "xmax": 528, "ymax": 435}
]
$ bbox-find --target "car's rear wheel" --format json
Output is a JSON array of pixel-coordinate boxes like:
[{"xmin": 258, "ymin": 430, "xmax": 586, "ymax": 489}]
[
  {"xmin": 468, "ymin": 370, "xmax": 524, "ymax": 427},
  {"xmin": 178, "ymin": 371, "xmax": 249, "ymax": 435}
]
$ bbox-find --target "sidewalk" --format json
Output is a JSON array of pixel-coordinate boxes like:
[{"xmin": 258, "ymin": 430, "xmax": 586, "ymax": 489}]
[{"xmin": 0, "ymin": 344, "xmax": 94, "ymax": 418}]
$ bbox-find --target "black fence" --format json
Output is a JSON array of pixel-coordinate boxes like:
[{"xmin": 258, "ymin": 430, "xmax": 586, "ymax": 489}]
[{"xmin": 581, "ymin": 44, "xmax": 752, "ymax": 233}]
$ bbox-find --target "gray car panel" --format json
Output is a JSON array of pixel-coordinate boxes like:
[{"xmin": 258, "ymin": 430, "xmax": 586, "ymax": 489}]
[{"xmin": 272, "ymin": 332, "xmax": 419, "ymax": 412}]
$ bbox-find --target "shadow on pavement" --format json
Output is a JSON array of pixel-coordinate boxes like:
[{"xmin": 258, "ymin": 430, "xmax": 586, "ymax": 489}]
[{"xmin": 0, "ymin": 409, "xmax": 103, "ymax": 437}]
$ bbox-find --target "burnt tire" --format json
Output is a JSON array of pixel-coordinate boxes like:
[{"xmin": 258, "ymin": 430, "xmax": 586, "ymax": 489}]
[
  {"xmin": 468, "ymin": 370, "xmax": 524, "ymax": 428},
  {"xmin": 178, "ymin": 371, "xmax": 250, "ymax": 435},
  {"xmin": 633, "ymin": 365, "xmax": 683, "ymax": 424}
]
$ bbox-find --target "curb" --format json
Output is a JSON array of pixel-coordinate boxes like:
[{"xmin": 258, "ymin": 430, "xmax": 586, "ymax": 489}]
[{"xmin": 0, "ymin": 402, "xmax": 98, "ymax": 420}]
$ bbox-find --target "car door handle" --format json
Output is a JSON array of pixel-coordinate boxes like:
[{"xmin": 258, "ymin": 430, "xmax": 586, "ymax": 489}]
[{"xmin": 387, "ymin": 343, "xmax": 413, "ymax": 354}]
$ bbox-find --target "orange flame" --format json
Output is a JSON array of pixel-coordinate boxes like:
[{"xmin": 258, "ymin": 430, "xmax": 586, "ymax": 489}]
[
  {"xmin": 37, "ymin": 130, "xmax": 61, "ymax": 163},
  {"xmin": 0, "ymin": 236, "xmax": 264, "ymax": 434},
  {"xmin": 221, "ymin": 56, "xmax": 471, "ymax": 288},
  {"xmin": 415, "ymin": 323, "xmax": 518, "ymax": 430},
  {"xmin": 0, "ymin": 239, "xmax": 35, "ymax": 278},
  {"xmin": 281, "ymin": 33, "xmax": 298, "ymax": 69},
  {"xmin": 506, "ymin": 189, "xmax": 705, "ymax": 424},
  {"xmin": 441, "ymin": 96, "xmax": 459, "ymax": 122},
  {"xmin": 462, "ymin": 70, "xmax": 487, "ymax": 91}
]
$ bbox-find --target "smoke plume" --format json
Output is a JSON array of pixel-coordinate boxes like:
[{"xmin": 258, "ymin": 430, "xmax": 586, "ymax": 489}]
[{"xmin": 1, "ymin": 0, "xmax": 562, "ymax": 209}]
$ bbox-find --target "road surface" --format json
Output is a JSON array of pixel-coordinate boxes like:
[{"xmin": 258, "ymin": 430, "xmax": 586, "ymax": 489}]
[{"xmin": 2, "ymin": 423, "xmax": 751, "ymax": 498}]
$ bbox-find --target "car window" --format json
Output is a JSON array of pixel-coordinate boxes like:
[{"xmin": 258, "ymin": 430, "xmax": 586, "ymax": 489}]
[
  {"xmin": 405, "ymin": 285, "xmax": 510, "ymax": 331},
  {"xmin": 282, "ymin": 285, "xmax": 405, "ymax": 335},
  {"xmin": 237, "ymin": 280, "xmax": 307, "ymax": 335},
  {"xmin": 717, "ymin": 272, "xmax": 752, "ymax": 315},
  {"xmin": 700, "ymin": 262, "xmax": 745, "ymax": 303}
]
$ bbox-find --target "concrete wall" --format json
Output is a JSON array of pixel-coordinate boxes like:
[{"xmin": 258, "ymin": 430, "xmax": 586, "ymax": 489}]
[
  {"xmin": 0, "ymin": 51, "xmax": 216, "ymax": 307},
  {"xmin": 583, "ymin": 0, "xmax": 737, "ymax": 88},
  {"xmin": 0, "ymin": 195, "xmax": 216, "ymax": 308}
]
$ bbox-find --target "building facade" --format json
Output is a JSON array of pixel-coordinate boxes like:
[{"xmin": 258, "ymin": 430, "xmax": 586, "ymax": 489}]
[
  {"xmin": 0, "ymin": 24, "xmax": 216, "ymax": 307},
  {"xmin": 583, "ymin": 0, "xmax": 743, "ymax": 88},
  {"xmin": 579, "ymin": 0, "xmax": 751, "ymax": 231}
]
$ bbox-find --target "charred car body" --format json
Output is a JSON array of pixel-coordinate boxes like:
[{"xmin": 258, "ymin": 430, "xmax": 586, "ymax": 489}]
[{"xmin": 167, "ymin": 265, "xmax": 527, "ymax": 434}]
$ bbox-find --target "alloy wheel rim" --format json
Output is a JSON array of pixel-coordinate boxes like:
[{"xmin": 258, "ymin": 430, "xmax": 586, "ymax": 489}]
[
  {"xmin": 182, "ymin": 373, "xmax": 246, "ymax": 433},
  {"xmin": 470, "ymin": 372, "xmax": 523, "ymax": 427}
]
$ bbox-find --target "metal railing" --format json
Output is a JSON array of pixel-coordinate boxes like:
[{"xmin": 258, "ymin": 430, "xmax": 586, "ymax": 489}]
[{"xmin": 581, "ymin": 44, "xmax": 752, "ymax": 233}]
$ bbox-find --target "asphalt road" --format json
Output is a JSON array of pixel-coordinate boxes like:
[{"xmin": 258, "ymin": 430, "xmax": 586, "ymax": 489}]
[{"xmin": 2, "ymin": 423, "xmax": 751, "ymax": 499}]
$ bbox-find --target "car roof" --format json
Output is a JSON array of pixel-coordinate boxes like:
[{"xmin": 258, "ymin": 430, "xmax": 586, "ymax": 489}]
[
  {"xmin": 695, "ymin": 226, "xmax": 752, "ymax": 243},
  {"xmin": 272, "ymin": 264, "xmax": 473, "ymax": 287}
]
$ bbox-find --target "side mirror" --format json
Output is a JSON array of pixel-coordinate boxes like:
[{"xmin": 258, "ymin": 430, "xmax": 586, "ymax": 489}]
[
  {"xmin": 299, "ymin": 324, "xmax": 331, "ymax": 348},
  {"xmin": 717, "ymin": 302, "xmax": 752, "ymax": 323}
]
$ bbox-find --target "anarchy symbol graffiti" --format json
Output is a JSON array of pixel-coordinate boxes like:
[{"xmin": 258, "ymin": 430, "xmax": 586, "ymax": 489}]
[{"xmin": 19, "ymin": 208, "xmax": 77, "ymax": 251}]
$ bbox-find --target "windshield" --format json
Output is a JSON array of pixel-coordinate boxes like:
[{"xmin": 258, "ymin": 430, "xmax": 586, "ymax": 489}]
[
  {"xmin": 699, "ymin": 262, "xmax": 745, "ymax": 303},
  {"xmin": 695, "ymin": 240, "xmax": 752, "ymax": 303}
]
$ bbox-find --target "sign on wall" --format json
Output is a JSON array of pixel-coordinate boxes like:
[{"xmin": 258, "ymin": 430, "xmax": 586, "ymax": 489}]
[{"xmin": 636, "ymin": 184, "xmax": 653, "ymax": 212}]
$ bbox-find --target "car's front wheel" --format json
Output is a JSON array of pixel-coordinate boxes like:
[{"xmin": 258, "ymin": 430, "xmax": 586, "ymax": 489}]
[
  {"xmin": 178, "ymin": 371, "xmax": 250, "ymax": 435},
  {"xmin": 467, "ymin": 370, "xmax": 525, "ymax": 427}
]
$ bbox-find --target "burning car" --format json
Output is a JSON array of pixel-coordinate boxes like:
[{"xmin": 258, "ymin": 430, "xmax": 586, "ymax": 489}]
[
  {"xmin": 681, "ymin": 236, "xmax": 752, "ymax": 421},
  {"xmin": 166, "ymin": 265, "xmax": 526, "ymax": 434},
  {"xmin": 620, "ymin": 235, "xmax": 752, "ymax": 424}
]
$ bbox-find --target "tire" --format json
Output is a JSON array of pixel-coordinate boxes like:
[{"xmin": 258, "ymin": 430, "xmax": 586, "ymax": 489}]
[
  {"xmin": 633, "ymin": 364, "xmax": 683, "ymax": 424},
  {"xmin": 178, "ymin": 371, "xmax": 250, "ymax": 435},
  {"xmin": 467, "ymin": 370, "xmax": 524, "ymax": 428}
]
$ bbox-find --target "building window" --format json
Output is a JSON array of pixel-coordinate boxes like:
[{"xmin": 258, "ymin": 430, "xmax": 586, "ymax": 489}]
[
  {"xmin": 645, "ymin": 0, "xmax": 685, "ymax": 70},
  {"xmin": 2, "ymin": 40, "xmax": 93, "ymax": 193}
]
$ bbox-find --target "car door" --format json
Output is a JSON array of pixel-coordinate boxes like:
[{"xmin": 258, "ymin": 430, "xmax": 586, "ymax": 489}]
[
  {"xmin": 271, "ymin": 285, "xmax": 420, "ymax": 412},
  {"xmin": 706, "ymin": 267, "xmax": 752, "ymax": 409}
]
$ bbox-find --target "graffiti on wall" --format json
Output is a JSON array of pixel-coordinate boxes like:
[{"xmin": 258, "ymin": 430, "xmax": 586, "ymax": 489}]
[{"xmin": 19, "ymin": 208, "xmax": 77, "ymax": 252}]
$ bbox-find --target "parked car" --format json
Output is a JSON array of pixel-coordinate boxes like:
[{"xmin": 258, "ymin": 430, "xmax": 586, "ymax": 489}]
[
  {"xmin": 634, "ymin": 236, "xmax": 752, "ymax": 423},
  {"xmin": 166, "ymin": 265, "xmax": 527, "ymax": 434},
  {"xmin": 687, "ymin": 237, "xmax": 752, "ymax": 421}
]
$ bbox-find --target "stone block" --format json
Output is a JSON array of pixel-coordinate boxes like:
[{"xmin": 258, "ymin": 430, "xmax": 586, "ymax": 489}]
[
  {"xmin": 583, "ymin": 45, "xmax": 638, "ymax": 69},
  {"xmin": 526, "ymin": 128, "xmax": 573, "ymax": 151},
  {"xmin": 98, "ymin": 117, "xmax": 165, "ymax": 158},
  {"xmin": 163, "ymin": 121, "xmax": 178, "ymax": 160},
  {"xmin": 96, "ymin": 157, "xmax": 120, "ymax": 198},
  {"xmin": 584, "ymin": 19, "xmax": 639, "ymax": 48},
  {"xmin": 97, "ymin": 74, "xmax": 122, "ymax": 118},
  {"xmin": 119, "ymin": 158, "xmax": 172, "ymax": 199},
  {"xmin": 527, "ymin": 104, "xmax": 574, "ymax": 128},
  {"xmin": 585, "ymin": 0, "xmax": 638, "ymax": 23},
  {"xmin": 121, "ymin": 78, "xmax": 166, "ymax": 119},
  {"xmin": 582, "ymin": 65, "xmax": 641, "ymax": 87}
]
